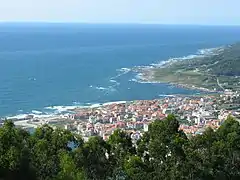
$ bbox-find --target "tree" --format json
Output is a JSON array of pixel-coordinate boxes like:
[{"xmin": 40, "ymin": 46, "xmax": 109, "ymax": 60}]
[
  {"xmin": 124, "ymin": 156, "xmax": 149, "ymax": 180},
  {"xmin": 185, "ymin": 116, "xmax": 240, "ymax": 180},
  {"xmin": 214, "ymin": 116, "xmax": 240, "ymax": 179},
  {"xmin": 108, "ymin": 129, "xmax": 135, "ymax": 165},
  {"xmin": 74, "ymin": 136, "xmax": 112, "ymax": 180},
  {"xmin": 0, "ymin": 120, "xmax": 35, "ymax": 180},
  {"xmin": 148, "ymin": 115, "xmax": 188, "ymax": 179},
  {"xmin": 30, "ymin": 125, "xmax": 83, "ymax": 180},
  {"xmin": 56, "ymin": 151, "xmax": 85, "ymax": 180},
  {"xmin": 107, "ymin": 129, "xmax": 136, "ymax": 179},
  {"xmin": 136, "ymin": 132, "xmax": 150, "ymax": 163}
]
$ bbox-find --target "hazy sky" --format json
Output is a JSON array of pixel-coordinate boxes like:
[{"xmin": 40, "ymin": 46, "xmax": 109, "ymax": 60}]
[{"xmin": 0, "ymin": 0, "xmax": 239, "ymax": 25}]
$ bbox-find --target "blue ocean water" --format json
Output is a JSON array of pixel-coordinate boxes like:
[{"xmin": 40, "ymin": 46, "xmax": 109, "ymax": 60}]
[{"xmin": 0, "ymin": 23, "xmax": 240, "ymax": 117}]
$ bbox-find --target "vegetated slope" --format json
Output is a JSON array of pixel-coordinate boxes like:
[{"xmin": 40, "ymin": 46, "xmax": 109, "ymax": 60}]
[
  {"xmin": 209, "ymin": 43, "xmax": 240, "ymax": 76},
  {"xmin": 150, "ymin": 42, "xmax": 240, "ymax": 91},
  {"xmin": 183, "ymin": 43, "xmax": 240, "ymax": 76}
]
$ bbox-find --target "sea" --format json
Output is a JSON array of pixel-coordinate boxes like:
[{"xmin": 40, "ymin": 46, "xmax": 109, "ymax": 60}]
[{"xmin": 0, "ymin": 23, "xmax": 240, "ymax": 118}]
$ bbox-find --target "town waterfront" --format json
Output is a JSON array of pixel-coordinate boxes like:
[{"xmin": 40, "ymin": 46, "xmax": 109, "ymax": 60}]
[{"xmin": 7, "ymin": 91, "xmax": 240, "ymax": 139}]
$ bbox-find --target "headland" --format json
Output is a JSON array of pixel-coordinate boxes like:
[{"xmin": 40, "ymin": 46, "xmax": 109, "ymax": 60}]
[{"xmin": 134, "ymin": 43, "xmax": 240, "ymax": 93}]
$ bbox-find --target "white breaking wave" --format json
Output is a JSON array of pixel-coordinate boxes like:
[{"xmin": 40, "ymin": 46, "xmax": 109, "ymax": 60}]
[
  {"xmin": 118, "ymin": 67, "xmax": 131, "ymax": 73},
  {"xmin": 129, "ymin": 78, "xmax": 138, "ymax": 82},
  {"xmin": 109, "ymin": 79, "xmax": 120, "ymax": 86},
  {"xmin": 95, "ymin": 86, "xmax": 107, "ymax": 90},
  {"xmin": 150, "ymin": 55, "xmax": 201, "ymax": 68},
  {"xmin": 103, "ymin": 101, "xmax": 127, "ymax": 106},
  {"xmin": 89, "ymin": 104, "xmax": 102, "ymax": 108},
  {"xmin": 132, "ymin": 45, "xmax": 225, "ymax": 83},
  {"xmin": 158, "ymin": 94, "xmax": 175, "ymax": 97},
  {"xmin": 109, "ymin": 79, "xmax": 117, "ymax": 83},
  {"xmin": 44, "ymin": 106, "xmax": 78, "ymax": 112},
  {"xmin": 111, "ymin": 67, "xmax": 131, "ymax": 79},
  {"xmin": 147, "ymin": 46, "xmax": 224, "ymax": 69},
  {"xmin": 6, "ymin": 100, "xmax": 127, "ymax": 120},
  {"xmin": 197, "ymin": 47, "xmax": 224, "ymax": 55},
  {"xmin": 31, "ymin": 110, "xmax": 43, "ymax": 114},
  {"xmin": 6, "ymin": 113, "xmax": 54, "ymax": 120},
  {"xmin": 136, "ymin": 81, "xmax": 159, "ymax": 84},
  {"xmin": 7, "ymin": 114, "xmax": 30, "ymax": 120}
]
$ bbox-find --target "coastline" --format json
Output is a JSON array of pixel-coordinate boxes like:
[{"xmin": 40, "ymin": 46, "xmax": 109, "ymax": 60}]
[
  {"xmin": 4, "ymin": 92, "xmax": 229, "ymax": 135},
  {"xmin": 2, "ymin": 101, "xmax": 129, "ymax": 121},
  {"xmin": 132, "ymin": 45, "xmax": 227, "ymax": 93},
  {"xmin": 2, "ymin": 45, "xmax": 234, "ymax": 121},
  {"xmin": 135, "ymin": 67, "xmax": 218, "ymax": 93}
]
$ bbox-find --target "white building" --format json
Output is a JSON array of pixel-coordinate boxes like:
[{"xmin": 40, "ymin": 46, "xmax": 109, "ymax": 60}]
[{"xmin": 143, "ymin": 123, "xmax": 149, "ymax": 132}]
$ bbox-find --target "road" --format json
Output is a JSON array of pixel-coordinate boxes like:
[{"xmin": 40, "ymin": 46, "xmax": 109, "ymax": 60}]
[{"xmin": 217, "ymin": 78, "xmax": 225, "ymax": 91}]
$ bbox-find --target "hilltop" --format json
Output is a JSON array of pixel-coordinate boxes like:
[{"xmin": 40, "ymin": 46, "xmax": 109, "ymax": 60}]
[{"xmin": 140, "ymin": 43, "xmax": 240, "ymax": 92}]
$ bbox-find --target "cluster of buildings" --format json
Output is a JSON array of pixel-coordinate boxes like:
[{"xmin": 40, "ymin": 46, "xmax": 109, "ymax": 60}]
[
  {"xmin": 62, "ymin": 90, "xmax": 240, "ymax": 139},
  {"xmin": 8, "ymin": 89, "xmax": 240, "ymax": 141}
]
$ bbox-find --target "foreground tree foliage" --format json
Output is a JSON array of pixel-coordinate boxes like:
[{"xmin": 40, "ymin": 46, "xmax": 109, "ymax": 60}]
[{"xmin": 0, "ymin": 115, "xmax": 240, "ymax": 180}]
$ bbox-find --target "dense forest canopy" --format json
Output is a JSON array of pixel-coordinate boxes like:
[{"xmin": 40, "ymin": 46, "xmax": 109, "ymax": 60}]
[{"xmin": 0, "ymin": 115, "xmax": 240, "ymax": 180}]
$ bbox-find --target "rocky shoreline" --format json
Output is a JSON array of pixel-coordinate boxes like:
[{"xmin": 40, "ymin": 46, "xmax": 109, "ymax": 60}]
[
  {"xmin": 132, "ymin": 45, "xmax": 231, "ymax": 93},
  {"xmin": 136, "ymin": 67, "xmax": 218, "ymax": 93}
]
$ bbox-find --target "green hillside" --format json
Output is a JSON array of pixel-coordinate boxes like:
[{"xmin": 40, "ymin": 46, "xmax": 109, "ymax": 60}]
[
  {"xmin": 183, "ymin": 43, "xmax": 240, "ymax": 76},
  {"xmin": 150, "ymin": 43, "xmax": 240, "ymax": 91},
  {"xmin": 209, "ymin": 43, "xmax": 240, "ymax": 76}
]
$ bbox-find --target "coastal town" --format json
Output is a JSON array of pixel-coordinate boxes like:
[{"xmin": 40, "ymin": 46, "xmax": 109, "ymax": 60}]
[
  {"xmin": 0, "ymin": 43, "xmax": 239, "ymax": 143},
  {"xmin": 3, "ymin": 89, "xmax": 240, "ymax": 141}
]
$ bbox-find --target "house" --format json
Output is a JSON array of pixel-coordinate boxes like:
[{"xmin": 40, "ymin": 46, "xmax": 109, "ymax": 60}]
[{"xmin": 143, "ymin": 123, "xmax": 149, "ymax": 132}]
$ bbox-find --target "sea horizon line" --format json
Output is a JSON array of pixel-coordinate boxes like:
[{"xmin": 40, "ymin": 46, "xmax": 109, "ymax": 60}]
[{"xmin": 0, "ymin": 21, "xmax": 240, "ymax": 27}]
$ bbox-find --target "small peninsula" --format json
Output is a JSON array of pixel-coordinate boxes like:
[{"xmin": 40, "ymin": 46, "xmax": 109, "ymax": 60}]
[{"xmin": 138, "ymin": 43, "xmax": 240, "ymax": 92}]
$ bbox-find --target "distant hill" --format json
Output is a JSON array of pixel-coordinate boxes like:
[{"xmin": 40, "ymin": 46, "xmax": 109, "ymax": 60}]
[
  {"xmin": 209, "ymin": 43, "xmax": 240, "ymax": 76},
  {"xmin": 185, "ymin": 43, "xmax": 240, "ymax": 76},
  {"xmin": 144, "ymin": 42, "xmax": 240, "ymax": 91}
]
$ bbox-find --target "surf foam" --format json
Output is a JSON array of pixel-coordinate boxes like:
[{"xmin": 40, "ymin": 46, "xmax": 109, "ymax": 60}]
[{"xmin": 133, "ymin": 45, "xmax": 225, "ymax": 83}]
